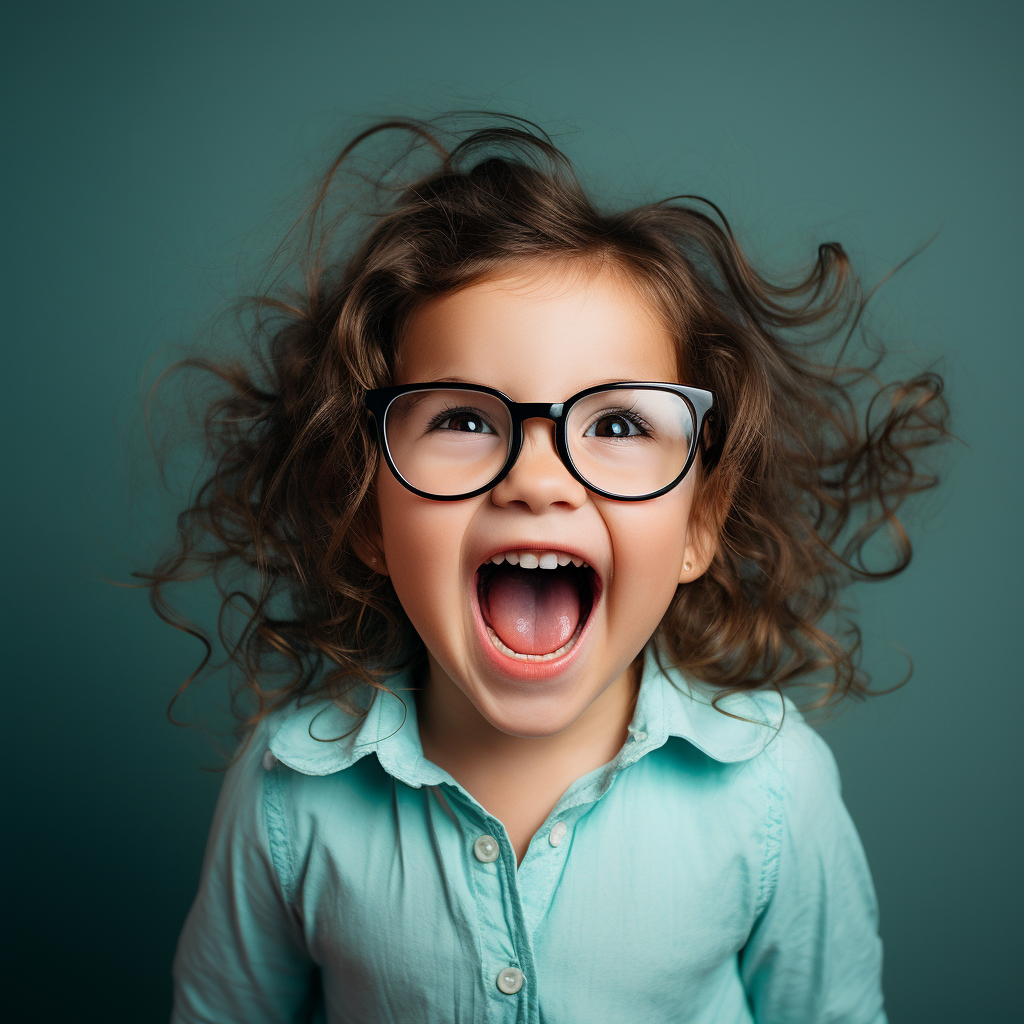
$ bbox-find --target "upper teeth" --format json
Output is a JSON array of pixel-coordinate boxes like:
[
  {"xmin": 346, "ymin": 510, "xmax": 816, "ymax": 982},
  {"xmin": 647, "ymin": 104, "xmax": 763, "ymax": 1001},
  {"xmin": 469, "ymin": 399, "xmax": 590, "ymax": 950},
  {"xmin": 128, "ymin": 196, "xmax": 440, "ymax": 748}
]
[{"xmin": 489, "ymin": 550, "xmax": 586, "ymax": 569}]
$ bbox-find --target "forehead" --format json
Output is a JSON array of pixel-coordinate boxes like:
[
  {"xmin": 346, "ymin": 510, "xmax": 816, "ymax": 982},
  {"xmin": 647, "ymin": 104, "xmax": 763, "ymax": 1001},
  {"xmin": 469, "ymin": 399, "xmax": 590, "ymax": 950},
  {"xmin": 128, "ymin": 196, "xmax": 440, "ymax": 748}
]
[{"xmin": 395, "ymin": 261, "xmax": 681, "ymax": 398}]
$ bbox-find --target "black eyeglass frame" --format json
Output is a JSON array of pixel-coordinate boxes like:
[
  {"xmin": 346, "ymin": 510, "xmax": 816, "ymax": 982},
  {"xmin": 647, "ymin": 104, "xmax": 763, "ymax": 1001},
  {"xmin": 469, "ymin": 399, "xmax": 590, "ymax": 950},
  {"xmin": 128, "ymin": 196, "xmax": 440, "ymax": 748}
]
[{"xmin": 364, "ymin": 380, "xmax": 720, "ymax": 502}]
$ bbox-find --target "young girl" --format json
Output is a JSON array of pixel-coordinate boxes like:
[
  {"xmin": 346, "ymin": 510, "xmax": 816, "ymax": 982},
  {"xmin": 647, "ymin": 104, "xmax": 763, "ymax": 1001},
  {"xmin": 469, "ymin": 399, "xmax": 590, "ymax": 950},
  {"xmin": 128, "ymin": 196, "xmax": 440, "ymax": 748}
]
[{"xmin": 154, "ymin": 115, "xmax": 947, "ymax": 1023}]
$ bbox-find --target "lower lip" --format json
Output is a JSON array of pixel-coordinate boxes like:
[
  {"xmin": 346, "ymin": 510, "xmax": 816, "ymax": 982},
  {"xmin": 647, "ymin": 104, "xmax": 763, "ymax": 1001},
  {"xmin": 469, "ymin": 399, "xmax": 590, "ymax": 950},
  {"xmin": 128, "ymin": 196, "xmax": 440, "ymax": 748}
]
[{"xmin": 470, "ymin": 569, "xmax": 601, "ymax": 682}]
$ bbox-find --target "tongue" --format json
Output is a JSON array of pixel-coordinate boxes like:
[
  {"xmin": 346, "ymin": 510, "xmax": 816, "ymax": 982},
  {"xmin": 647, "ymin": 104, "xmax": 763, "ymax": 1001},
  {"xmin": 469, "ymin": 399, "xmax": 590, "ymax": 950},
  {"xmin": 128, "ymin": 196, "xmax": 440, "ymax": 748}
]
[{"xmin": 484, "ymin": 569, "xmax": 581, "ymax": 655}]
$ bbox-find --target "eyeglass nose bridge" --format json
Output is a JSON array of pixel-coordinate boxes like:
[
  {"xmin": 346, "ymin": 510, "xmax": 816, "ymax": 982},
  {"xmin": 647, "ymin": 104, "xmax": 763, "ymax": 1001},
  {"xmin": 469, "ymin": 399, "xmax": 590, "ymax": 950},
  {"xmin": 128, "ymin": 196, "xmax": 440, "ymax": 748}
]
[
  {"xmin": 508, "ymin": 401, "xmax": 565, "ymax": 424},
  {"xmin": 500, "ymin": 402, "xmax": 577, "ymax": 486}
]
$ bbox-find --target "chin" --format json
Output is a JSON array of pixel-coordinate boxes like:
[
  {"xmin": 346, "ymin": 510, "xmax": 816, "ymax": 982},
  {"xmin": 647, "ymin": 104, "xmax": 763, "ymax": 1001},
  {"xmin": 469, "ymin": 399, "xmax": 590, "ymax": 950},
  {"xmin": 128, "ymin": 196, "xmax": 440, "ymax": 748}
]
[
  {"xmin": 462, "ymin": 666, "xmax": 604, "ymax": 738},
  {"xmin": 476, "ymin": 696, "xmax": 587, "ymax": 739}
]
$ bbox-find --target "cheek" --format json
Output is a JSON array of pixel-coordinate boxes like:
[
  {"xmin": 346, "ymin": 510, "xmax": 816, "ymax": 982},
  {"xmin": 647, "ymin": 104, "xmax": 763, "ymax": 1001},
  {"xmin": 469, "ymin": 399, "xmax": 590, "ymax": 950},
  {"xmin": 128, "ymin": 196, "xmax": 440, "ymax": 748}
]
[
  {"xmin": 375, "ymin": 470, "xmax": 470, "ymax": 620},
  {"xmin": 605, "ymin": 489, "xmax": 693, "ymax": 605},
  {"xmin": 377, "ymin": 471, "xmax": 437, "ymax": 581}
]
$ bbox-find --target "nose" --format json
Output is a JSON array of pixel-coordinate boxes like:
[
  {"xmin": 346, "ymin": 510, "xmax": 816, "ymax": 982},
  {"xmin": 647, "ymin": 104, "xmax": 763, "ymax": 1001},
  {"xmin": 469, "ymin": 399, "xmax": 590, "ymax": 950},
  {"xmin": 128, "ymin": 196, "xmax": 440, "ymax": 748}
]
[{"xmin": 490, "ymin": 417, "xmax": 587, "ymax": 513}]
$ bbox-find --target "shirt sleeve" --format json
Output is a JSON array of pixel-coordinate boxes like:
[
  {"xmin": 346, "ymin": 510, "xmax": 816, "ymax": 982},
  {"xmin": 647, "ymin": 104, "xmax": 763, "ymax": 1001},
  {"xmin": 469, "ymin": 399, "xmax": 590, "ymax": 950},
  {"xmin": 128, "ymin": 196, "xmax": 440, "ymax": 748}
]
[
  {"xmin": 739, "ymin": 723, "xmax": 888, "ymax": 1024},
  {"xmin": 171, "ymin": 723, "xmax": 318, "ymax": 1024}
]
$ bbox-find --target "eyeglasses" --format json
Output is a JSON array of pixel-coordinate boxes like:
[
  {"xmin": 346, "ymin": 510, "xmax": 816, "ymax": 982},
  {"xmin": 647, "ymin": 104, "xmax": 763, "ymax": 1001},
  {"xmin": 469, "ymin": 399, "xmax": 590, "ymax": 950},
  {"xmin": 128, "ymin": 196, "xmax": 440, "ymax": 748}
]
[
  {"xmin": 364, "ymin": 381, "xmax": 718, "ymax": 501},
  {"xmin": 365, "ymin": 381, "xmax": 719, "ymax": 502}
]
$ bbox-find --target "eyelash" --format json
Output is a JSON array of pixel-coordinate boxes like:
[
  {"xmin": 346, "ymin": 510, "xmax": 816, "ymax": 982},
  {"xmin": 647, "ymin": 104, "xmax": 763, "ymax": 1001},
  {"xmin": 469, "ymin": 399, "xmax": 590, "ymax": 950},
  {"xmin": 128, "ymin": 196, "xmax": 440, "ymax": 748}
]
[
  {"xmin": 425, "ymin": 404, "xmax": 654, "ymax": 436},
  {"xmin": 425, "ymin": 405, "xmax": 494, "ymax": 432},
  {"xmin": 586, "ymin": 408, "xmax": 653, "ymax": 436}
]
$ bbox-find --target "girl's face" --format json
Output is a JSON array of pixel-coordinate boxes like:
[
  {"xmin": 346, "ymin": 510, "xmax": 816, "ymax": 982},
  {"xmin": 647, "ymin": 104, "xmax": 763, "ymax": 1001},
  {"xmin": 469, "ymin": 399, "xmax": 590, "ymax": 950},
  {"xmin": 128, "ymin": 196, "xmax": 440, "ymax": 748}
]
[{"xmin": 373, "ymin": 261, "xmax": 711, "ymax": 739}]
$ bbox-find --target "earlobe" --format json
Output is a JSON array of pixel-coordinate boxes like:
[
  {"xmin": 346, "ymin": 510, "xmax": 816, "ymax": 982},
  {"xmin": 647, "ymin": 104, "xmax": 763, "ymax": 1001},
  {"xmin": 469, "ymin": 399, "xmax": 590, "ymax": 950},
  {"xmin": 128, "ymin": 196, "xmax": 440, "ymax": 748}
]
[
  {"xmin": 358, "ymin": 549, "xmax": 389, "ymax": 577},
  {"xmin": 352, "ymin": 529, "xmax": 389, "ymax": 577},
  {"xmin": 678, "ymin": 521, "xmax": 717, "ymax": 585}
]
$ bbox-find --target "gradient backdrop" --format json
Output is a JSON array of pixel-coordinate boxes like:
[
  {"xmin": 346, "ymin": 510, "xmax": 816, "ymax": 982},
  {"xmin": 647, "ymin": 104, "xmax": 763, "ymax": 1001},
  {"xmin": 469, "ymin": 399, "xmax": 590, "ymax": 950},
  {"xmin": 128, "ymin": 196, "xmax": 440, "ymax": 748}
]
[{"xmin": 3, "ymin": 2, "xmax": 1020, "ymax": 1020}]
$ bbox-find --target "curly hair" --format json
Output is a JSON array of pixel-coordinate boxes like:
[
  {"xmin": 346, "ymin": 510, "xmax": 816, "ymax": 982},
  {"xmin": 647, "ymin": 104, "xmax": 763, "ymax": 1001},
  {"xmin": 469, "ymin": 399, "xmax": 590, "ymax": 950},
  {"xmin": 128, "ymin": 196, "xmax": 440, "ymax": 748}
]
[{"xmin": 141, "ymin": 114, "xmax": 950, "ymax": 732}]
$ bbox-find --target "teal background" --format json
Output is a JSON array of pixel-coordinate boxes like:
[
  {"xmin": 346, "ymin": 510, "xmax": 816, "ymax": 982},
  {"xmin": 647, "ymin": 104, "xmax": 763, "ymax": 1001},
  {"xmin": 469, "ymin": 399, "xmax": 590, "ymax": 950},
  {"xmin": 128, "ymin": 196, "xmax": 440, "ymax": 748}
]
[{"xmin": 3, "ymin": 2, "xmax": 1020, "ymax": 1020}]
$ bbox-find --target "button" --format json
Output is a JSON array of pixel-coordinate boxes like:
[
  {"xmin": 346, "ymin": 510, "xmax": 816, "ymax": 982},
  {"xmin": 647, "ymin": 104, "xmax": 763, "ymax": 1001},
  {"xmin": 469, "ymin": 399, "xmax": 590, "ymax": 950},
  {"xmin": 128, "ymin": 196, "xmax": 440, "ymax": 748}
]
[
  {"xmin": 632, "ymin": 729, "xmax": 648, "ymax": 742},
  {"xmin": 473, "ymin": 835, "xmax": 500, "ymax": 862},
  {"xmin": 262, "ymin": 751, "xmax": 277, "ymax": 771},
  {"xmin": 496, "ymin": 966, "xmax": 524, "ymax": 994},
  {"xmin": 548, "ymin": 821, "xmax": 567, "ymax": 847}
]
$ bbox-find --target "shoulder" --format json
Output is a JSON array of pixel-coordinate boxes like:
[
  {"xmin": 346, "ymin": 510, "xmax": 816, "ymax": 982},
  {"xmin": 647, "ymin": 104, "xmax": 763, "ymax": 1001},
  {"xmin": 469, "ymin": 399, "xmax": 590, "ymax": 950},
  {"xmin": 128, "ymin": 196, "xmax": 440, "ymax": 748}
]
[
  {"xmin": 649, "ymin": 651, "xmax": 834, "ymax": 782},
  {"xmin": 648, "ymin": 668, "xmax": 844, "ymax": 826},
  {"xmin": 214, "ymin": 703, "xmax": 387, "ymax": 905},
  {"xmin": 676, "ymin": 681, "xmax": 846, "ymax": 829},
  {"xmin": 735, "ymin": 701, "xmax": 867, "ymax": 885},
  {"xmin": 215, "ymin": 717, "xmax": 277, "ymax": 817},
  {"xmin": 764, "ymin": 705, "xmax": 842, "ymax": 814},
  {"xmin": 756, "ymin": 696, "xmax": 838, "ymax": 774},
  {"xmin": 209, "ymin": 701, "xmax": 373, "ymax": 847},
  {"xmin": 711, "ymin": 696, "xmax": 871, "ymax": 923},
  {"xmin": 718, "ymin": 692, "xmax": 844, "ymax": 826},
  {"xmin": 258, "ymin": 695, "xmax": 401, "ymax": 838},
  {"xmin": 686, "ymin": 679, "xmax": 839, "ymax": 782}
]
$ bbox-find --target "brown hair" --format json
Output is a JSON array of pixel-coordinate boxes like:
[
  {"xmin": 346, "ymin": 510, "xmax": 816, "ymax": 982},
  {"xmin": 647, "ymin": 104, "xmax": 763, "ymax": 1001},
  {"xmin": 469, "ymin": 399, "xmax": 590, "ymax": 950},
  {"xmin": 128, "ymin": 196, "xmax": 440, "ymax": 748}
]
[{"xmin": 141, "ymin": 114, "xmax": 950, "ymax": 731}]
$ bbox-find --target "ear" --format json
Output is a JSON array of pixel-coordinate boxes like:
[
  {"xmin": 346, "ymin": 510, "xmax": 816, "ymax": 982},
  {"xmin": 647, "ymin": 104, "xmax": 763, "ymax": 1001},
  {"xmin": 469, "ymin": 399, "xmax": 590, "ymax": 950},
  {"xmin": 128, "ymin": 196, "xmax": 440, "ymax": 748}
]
[
  {"xmin": 351, "ymin": 522, "xmax": 389, "ymax": 577},
  {"xmin": 678, "ymin": 514, "xmax": 717, "ymax": 585}
]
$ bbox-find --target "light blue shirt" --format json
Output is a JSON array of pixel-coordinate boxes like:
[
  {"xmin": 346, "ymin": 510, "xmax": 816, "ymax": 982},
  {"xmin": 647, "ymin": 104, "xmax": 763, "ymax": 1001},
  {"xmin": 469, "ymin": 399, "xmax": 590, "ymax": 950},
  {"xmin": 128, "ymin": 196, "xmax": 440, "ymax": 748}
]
[{"xmin": 172, "ymin": 645, "xmax": 886, "ymax": 1023}]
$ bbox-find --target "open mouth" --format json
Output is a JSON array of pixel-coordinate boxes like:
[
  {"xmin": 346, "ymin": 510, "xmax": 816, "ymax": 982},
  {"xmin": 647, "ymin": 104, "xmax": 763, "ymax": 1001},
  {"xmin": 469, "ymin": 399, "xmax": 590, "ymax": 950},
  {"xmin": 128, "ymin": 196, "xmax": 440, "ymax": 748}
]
[{"xmin": 474, "ymin": 553, "xmax": 600, "ymax": 665}]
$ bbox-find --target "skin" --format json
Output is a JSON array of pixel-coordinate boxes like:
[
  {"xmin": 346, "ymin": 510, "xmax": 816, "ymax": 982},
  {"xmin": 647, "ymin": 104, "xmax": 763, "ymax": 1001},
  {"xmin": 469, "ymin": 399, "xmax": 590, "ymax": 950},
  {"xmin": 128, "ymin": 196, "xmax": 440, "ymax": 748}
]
[{"xmin": 360, "ymin": 260, "xmax": 714, "ymax": 863}]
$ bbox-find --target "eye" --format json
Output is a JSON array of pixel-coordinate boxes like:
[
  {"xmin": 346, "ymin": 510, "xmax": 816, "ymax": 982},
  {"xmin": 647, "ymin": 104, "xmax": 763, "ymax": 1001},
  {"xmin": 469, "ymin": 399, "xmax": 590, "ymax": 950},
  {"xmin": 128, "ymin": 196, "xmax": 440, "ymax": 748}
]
[
  {"xmin": 428, "ymin": 406, "xmax": 496, "ymax": 434},
  {"xmin": 584, "ymin": 410, "xmax": 649, "ymax": 438}
]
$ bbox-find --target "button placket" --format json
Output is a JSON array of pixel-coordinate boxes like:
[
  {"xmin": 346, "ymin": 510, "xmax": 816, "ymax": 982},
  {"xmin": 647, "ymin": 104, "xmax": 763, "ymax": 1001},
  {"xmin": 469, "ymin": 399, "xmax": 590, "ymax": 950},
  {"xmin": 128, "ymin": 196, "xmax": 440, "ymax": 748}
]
[
  {"xmin": 439, "ymin": 787, "xmax": 535, "ymax": 1020},
  {"xmin": 461, "ymin": 815, "xmax": 526, "ymax": 1017}
]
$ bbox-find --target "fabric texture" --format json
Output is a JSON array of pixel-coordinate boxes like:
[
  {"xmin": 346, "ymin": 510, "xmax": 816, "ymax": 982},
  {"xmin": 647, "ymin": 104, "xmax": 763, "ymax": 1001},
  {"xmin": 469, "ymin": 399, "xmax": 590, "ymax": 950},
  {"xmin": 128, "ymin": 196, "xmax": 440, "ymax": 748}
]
[{"xmin": 172, "ymin": 645, "xmax": 887, "ymax": 1024}]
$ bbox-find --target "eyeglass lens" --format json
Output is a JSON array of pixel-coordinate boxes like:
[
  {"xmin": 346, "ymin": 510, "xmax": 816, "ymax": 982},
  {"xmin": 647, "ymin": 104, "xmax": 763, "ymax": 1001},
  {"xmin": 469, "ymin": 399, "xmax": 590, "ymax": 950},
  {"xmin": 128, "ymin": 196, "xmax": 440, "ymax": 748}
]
[{"xmin": 383, "ymin": 387, "xmax": 695, "ymax": 498}]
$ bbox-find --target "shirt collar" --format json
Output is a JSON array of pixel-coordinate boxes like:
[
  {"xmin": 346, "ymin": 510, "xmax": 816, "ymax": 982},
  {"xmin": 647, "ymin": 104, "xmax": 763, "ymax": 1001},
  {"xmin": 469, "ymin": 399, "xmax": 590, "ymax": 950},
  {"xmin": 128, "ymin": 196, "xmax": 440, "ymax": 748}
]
[
  {"xmin": 626, "ymin": 643, "xmax": 789, "ymax": 765},
  {"xmin": 268, "ymin": 662, "xmax": 447, "ymax": 788},
  {"xmin": 268, "ymin": 644, "xmax": 789, "ymax": 784}
]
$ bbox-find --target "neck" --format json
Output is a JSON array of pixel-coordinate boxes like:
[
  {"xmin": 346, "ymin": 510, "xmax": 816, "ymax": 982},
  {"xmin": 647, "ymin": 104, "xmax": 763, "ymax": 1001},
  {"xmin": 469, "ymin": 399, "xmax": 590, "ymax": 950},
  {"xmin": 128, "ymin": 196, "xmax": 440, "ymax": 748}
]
[{"xmin": 416, "ymin": 655, "xmax": 640, "ymax": 810}]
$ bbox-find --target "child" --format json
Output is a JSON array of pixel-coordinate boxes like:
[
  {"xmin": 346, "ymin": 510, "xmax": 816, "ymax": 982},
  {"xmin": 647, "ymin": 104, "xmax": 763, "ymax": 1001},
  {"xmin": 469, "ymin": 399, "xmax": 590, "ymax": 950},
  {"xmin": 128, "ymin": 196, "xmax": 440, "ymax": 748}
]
[{"xmin": 154, "ymin": 115, "xmax": 947, "ymax": 1023}]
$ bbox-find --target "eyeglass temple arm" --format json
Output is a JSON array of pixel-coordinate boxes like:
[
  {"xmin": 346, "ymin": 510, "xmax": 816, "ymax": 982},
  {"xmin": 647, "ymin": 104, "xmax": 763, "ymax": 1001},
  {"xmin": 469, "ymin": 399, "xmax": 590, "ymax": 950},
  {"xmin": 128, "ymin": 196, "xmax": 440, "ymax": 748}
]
[{"xmin": 699, "ymin": 407, "xmax": 725, "ymax": 472}]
